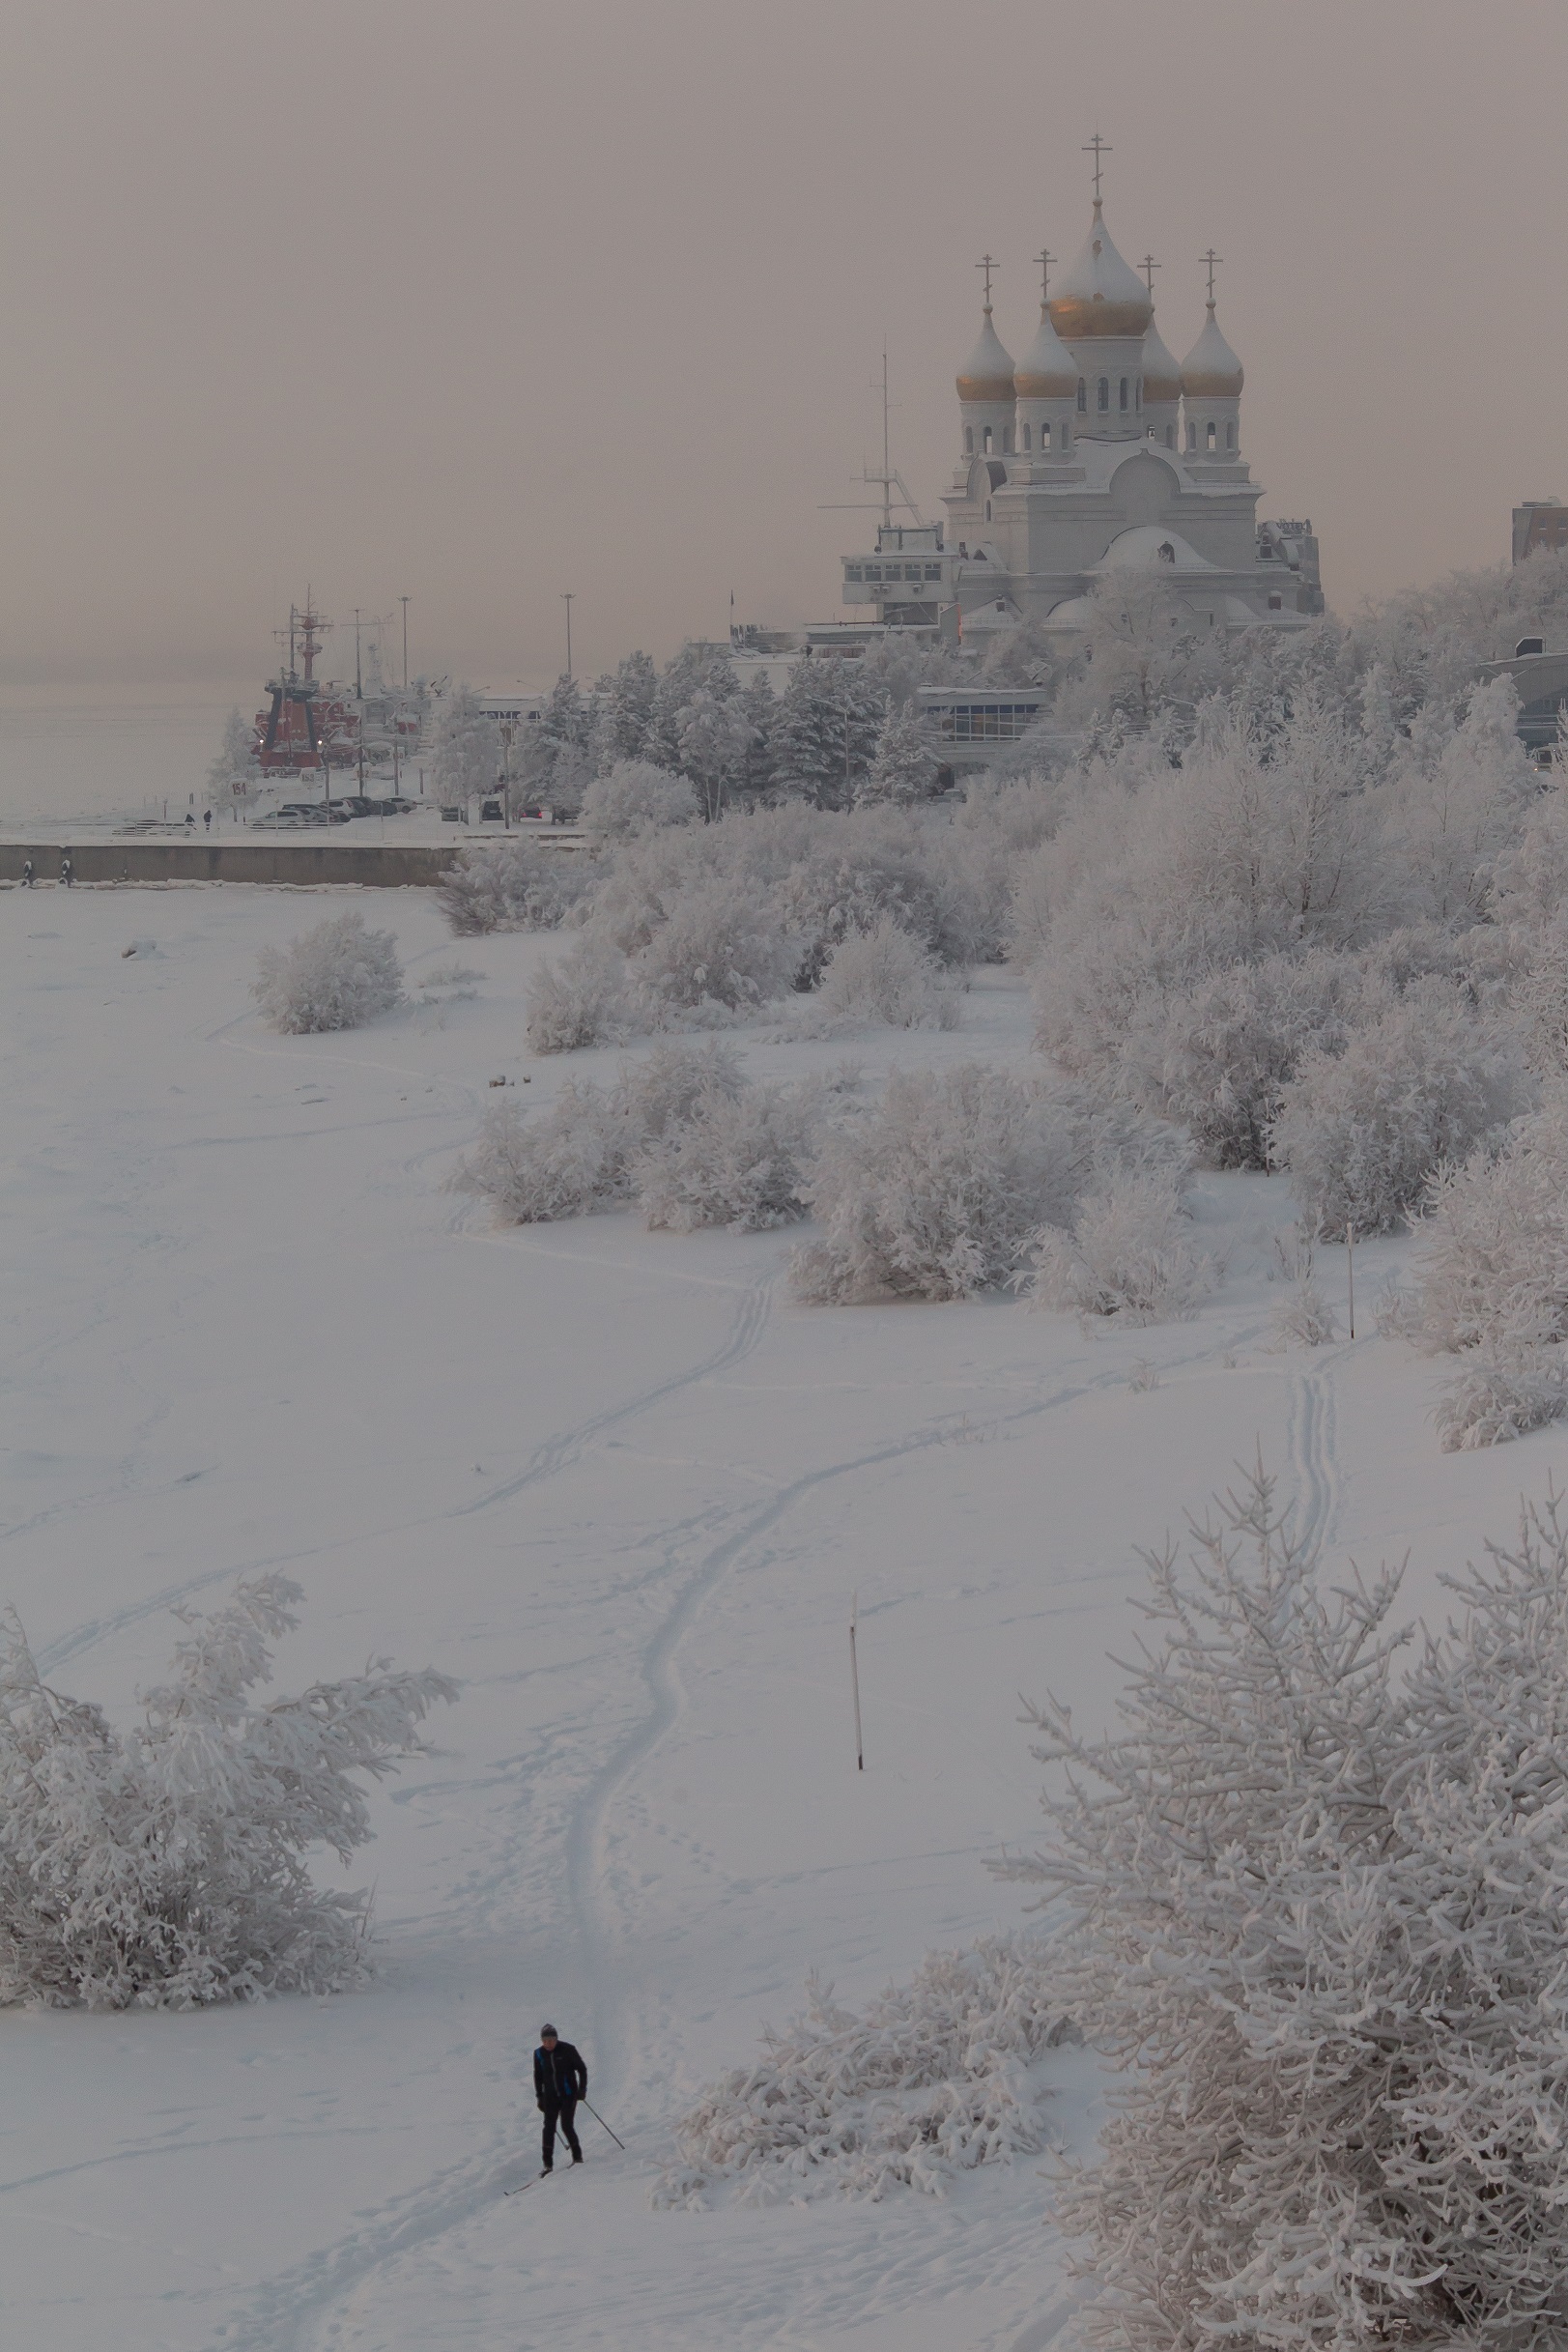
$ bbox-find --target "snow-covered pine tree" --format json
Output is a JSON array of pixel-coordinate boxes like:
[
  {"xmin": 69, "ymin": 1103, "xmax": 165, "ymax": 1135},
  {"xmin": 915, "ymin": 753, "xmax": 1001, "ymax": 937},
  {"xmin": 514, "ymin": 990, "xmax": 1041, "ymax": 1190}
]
[
  {"xmin": 430, "ymin": 682, "xmax": 499, "ymax": 814},
  {"xmin": 857, "ymin": 701, "xmax": 941, "ymax": 807},
  {"xmin": 208, "ymin": 707, "xmax": 256, "ymax": 801},
  {"xmin": 735, "ymin": 669, "xmax": 780, "ymax": 802},
  {"xmin": 590, "ymin": 648, "xmax": 658, "ymax": 767},
  {"xmin": 676, "ymin": 688, "xmax": 755, "ymax": 819},
  {"xmin": 997, "ymin": 1462, "xmax": 1568, "ymax": 2351},
  {"xmin": 0, "ymin": 1574, "xmax": 456, "ymax": 2007},
  {"xmin": 772, "ymin": 656, "xmax": 886, "ymax": 808}
]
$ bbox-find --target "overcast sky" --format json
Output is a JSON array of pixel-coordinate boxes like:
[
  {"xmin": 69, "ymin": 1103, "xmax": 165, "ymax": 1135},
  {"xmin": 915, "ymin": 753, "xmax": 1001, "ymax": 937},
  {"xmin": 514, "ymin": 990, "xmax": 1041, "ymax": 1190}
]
[{"xmin": 4, "ymin": 0, "xmax": 1565, "ymax": 692}]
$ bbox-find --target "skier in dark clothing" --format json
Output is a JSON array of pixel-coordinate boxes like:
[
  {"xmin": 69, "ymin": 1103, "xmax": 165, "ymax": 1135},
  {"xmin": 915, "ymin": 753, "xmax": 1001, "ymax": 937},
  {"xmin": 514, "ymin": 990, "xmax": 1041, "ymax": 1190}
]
[
  {"xmin": 60, "ymin": 855, "xmax": 72, "ymax": 888},
  {"xmin": 19, "ymin": 858, "xmax": 33, "ymax": 887},
  {"xmin": 534, "ymin": 2024, "xmax": 586, "ymax": 2171}
]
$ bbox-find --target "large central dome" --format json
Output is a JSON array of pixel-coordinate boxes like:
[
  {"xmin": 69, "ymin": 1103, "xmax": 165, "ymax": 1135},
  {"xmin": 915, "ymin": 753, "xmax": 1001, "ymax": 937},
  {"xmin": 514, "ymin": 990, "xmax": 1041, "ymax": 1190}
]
[{"xmin": 1047, "ymin": 202, "xmax": 1154, "ymax": 341}]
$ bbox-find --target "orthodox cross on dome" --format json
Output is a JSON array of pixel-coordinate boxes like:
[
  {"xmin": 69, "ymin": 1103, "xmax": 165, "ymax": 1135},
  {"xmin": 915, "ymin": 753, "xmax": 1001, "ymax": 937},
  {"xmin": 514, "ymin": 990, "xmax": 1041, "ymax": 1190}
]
[
  {"xmin": 1140, "ymin": 254, "xmax": 1160, "ymax": 299},
  {"xmin": 1082, "ymin": 132, "xmax": 1111, "ymax": 202},
  {"xmin": 975, "ymin": 252, "xmax": 998, "ymax": 309},
  {"xmin": 1200, "ymin": 248, "xmax": 1223, "ymax": 303},
  {"xmin": 1035, "ymin": 248, "xmax": 1055, "ymax": 305}
]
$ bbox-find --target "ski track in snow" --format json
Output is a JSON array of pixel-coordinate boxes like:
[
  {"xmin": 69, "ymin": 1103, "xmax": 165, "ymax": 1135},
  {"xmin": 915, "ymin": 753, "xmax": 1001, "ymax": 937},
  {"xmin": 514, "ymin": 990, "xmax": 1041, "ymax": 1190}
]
[{"xmin": 1285, "ymin": 1353, "xmax": 1346, "ymax": 1568}]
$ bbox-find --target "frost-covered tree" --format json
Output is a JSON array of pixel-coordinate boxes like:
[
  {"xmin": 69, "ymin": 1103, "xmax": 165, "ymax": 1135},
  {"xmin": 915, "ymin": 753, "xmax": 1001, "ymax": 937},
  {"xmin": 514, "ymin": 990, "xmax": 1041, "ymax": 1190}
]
[
  {"xmin": 1269, "ymin": 981, "xmax": 1534, "ymax": 1235},
  {"xmin": 578, "ymin": 759, "xmax": 698, "ymax": 849},
  {"xmin": 771, "ymin": 655, "xmax": 886, "ymax": 808},
  {"xmin": 430, "ymin": 681, "xmax": 499, "ymax": 812},
  {"xmin": 0, "ymin": 1574, "xmax": 455, "ymax": 2008},
  {"xmin": 1022, "ymin": 1172, "xmax": 1216, "ymax": 1324},
  {"xmin": 800, "ymin": 915, "xmax": 958, "ymax": 1033},
  {"xmin": 1052, "ymin": 570, "xmax": 1221, "ymax": 734},
  {"xmin": 590, "ymin": 648, "xmax": 658, "ymax": 767},
  {"xmin": 857, "ymin": 701, "xmax": 941, "ymax": 807},
  {"xmin": 676, "ymin": 688, "xmax": 755, "ymax": 820},
  {"xmin": 208, "ymin": 707, "xmax": 256, "ymax": 799},
  {"xmin": 253, "ymin": 910, "xmax": 404, "ymax": 1033},
  {"xmin": 997, "ymin": 1462, "xmax": 1568, "ymax": 2352}
]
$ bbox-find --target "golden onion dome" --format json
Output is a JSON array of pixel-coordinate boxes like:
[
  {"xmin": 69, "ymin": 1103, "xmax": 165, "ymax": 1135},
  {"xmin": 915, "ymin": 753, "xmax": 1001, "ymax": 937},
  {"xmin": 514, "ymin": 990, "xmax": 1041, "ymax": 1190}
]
[
  {"xmin": 1047, "ymin": 203, "xmax": 1153, "ymax": 341},
  {"xmin": 1140, "ymin": 316, "xmax": 1182, "ymax": 404},
  {"xmin": 1014, "ymin": 306, "xmax": 1078, "ymax": 399},
  {"xmin": 955, "ymin": 304, "xmax": 1016, "ymax": 404},
  {"xmin": 1181, "ymin": 302, "xmax": 1243, "ymax": 398}
]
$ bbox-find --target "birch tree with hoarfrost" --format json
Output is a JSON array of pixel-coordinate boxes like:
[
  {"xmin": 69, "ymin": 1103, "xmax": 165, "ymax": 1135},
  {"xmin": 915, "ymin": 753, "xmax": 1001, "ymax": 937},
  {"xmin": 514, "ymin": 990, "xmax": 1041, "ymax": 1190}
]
[{"xmin": 997, "ymin": 1463, "xmax": 1568, "ymax": 2352}]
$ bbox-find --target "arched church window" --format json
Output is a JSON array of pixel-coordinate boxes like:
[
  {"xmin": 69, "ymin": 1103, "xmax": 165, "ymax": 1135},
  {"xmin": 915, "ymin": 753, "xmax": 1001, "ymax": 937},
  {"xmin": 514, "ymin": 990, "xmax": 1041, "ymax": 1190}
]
[
  {"xmin": 1041, "ymin": 421, "xmax": 1051, "ymax": 450},
  {"xmin": 1097, "ymin": 377, "xmax": 1109, "ymax": 413},
  {"xmin": 964, "ymin": 427, "xmax": 974, "ymax": 453},
  {"xmin": 1076, "ymin": 379, "xmax": 1087, "ymax": 413},
  {"xmin": 1187, "ymin": 422, "xmax": 1197, "ymax": 450},
  {"xmin": 1119, "ymin": 377, "xmax": 1128, "ymax": 412},
  {"xmin": 1062, "ymin": 420, "xmax": 1070, "ymax": 449},
  {"xmin": 1020, "ymin": 423, "xmax": 1031, "ymax": 449},
  {"xmin": 1003, "ymin": 426, "xmax": 1013, "ymax": 455},
  {"xmin": 983, "ymin": 426, "xmax": 994, "ymax": 454},
  {"xmin": 984, "ymin": 500, "xmax": 992, "ymax": 522},
  {"xmin": 1226, "ymin": 421, "xmax": 1235, "ymax": 449},
  {"xmin": 1135, "ymin": 378, "xmax": 1143, "ymax": 412},
  {"xmin": 1206, "ymin": 420, "xmax": 1216, "ymax": 451}
]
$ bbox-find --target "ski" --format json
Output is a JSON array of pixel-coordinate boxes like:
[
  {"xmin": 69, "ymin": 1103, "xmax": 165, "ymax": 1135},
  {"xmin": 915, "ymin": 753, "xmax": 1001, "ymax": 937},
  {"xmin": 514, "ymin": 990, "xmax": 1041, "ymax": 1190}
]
[{"xmin": 505, "ymin": 2163, "xmax": 585, "ymax": 2196}]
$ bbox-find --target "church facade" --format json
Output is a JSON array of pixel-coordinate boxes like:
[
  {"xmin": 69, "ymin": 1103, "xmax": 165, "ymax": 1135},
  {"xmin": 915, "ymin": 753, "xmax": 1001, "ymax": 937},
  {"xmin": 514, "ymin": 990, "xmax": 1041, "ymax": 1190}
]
[{"xmin": 840, "ymin": 188, "xmax": 1322, "ymax": 646}]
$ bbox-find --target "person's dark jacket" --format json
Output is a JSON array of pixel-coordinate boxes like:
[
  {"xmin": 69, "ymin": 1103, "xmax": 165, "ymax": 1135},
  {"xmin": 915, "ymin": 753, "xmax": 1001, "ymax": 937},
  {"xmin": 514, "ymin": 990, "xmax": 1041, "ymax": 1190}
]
[{"xmin": 534, "ymin": 2041, "xmax": 587, "ymax": 2108}]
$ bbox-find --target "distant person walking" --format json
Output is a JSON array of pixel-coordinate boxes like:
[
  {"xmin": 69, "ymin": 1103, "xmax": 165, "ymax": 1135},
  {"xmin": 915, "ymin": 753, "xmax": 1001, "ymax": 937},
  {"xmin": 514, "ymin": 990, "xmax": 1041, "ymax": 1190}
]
[
  {"xmin": 534, "ymin": 2024, "xmax": 586, "ymax": 2172},
  {"xmin": 203, "ymin": 807, "xmax": 213, "ymax": 831},
  {"xmin": 19, "ymin": 857, "xmax": 33, "ymax": 887},
  {"xmin": 59, "ymin": 855, "xmax": 72, "ymax": 888}
]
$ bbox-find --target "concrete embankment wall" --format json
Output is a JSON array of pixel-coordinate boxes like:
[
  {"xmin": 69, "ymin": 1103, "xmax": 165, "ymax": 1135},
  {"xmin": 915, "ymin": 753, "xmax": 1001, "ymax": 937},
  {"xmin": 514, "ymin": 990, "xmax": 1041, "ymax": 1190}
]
[{"xmin": 0, "ymin": 841, "xmax": 465, "ymax": 888}]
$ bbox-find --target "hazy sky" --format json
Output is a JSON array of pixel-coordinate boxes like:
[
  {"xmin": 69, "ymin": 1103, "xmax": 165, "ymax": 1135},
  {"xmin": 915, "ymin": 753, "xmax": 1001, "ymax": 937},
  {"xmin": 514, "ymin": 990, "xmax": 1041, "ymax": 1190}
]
[{"xmin": 5, "ymin": 0, "xmax": 1567, "ymax": 692}]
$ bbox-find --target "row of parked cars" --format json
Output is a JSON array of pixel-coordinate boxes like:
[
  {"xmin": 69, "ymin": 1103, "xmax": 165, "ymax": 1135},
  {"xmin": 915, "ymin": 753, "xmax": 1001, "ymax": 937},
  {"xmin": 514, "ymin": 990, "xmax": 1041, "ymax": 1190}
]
[{"xmin": 251, "ymin": 795, "xmax": 418, "ymax": 831}]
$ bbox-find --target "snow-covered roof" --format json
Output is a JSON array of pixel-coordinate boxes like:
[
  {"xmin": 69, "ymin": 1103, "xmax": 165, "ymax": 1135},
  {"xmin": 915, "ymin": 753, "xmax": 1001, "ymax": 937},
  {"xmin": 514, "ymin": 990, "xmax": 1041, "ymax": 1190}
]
[
  {"xmin": 1140, "ymin": 316, "xmax": 1183, "ymax": 403},
  {"xmin": 1092, "ymin": 526, "xmax": 1215, "ymax": 573},
  {"xmin": 1181, "ymin": 303, "xmax": 1244, "ymax": 398},
  {"xmin": 1047, "ymin": 203, "xmax": 1153, "ymax": 342},
  {"xmin": 956, "ymin": 308, "xmax": 1015, "ymax": 404},
  {"xmin": 1013, "ymin": 307, "xmax": 1078, "ymax": 400}
]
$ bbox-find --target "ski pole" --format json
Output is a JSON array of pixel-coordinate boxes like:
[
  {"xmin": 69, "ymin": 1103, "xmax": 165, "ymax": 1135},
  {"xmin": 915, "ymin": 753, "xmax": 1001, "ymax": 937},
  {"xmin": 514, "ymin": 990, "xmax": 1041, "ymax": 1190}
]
[{"xmin": 582, "ymin": 2099, "xmax": 625, "ymax": 2150}]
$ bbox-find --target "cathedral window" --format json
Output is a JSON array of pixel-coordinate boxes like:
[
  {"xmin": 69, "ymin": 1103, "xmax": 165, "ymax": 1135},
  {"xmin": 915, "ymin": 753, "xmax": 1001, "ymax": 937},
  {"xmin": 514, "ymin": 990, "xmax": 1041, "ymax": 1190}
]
[
  {"xmin": 1187, "ymin": 421, "xmax": 1197, "ymax": 450},
  {"xmin": 1097, "ymin": 377, "xmax": 1109, "ymax": 413},
  {"xmin": 1021, "ymin": 423, "xmax": 1031, "ymax": 449},
  {"xmin": 984, "ymin": 500, "xmax": 992, "ymax": 522},
  {"xmin": 1165, "ymin": 425, "xmax": 1175, "ymax": 447},
  {"xmin": 1119, "ymin": 377, "xmax": 1128, "ymax": 412},
  {"xmin": 1206, "ymin": 420, "xmax": 1216, "ymax": 451},
  {"xmin": 1135, "ymin": 378, "xmax": 1143, "ymax": 412},
  {"xmin": 1003, "ymin": 426, "xmax": 1013, "ymax": 454},
  {"xmin": 983, "ymin": 426, "xmax": 994, "ymax": 454},
  {"xmin": 1076, "ymin": 380, "xmax": 1087, "ymax": 412},
  {"xmin": 964, "ymin": 427, "xmax": 974, "ymax": 453},
  {"xmin": 1041, "ymin": 421, "xmax": 1050, "ymax": 450}
]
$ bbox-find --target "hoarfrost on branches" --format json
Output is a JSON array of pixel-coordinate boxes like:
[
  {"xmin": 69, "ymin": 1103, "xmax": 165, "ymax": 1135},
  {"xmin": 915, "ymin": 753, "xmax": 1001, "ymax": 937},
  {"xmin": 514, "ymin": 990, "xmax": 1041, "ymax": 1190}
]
[
  {"xmin": 1022, "ymin": 1172, "xmax": 1217, "ymax": 1324},
  {"xmin": 654, "ymin": 1936, "xmax": 1068, "ymax": 2208},
  {"xmin": 0, "ymin": 1575, "xmax": 455, "ymax": 2009},
  {"xmin": 578, "ymin": 759, "xmax": 699, "ymax": 848},
  {"xmin": 796, "ymin": 915, "xmax": 959, "ymax": 1034},
  {"xmin": 252, "ymin": 910, "xmax": 404, "ymax": 1034},
  {"xmin": 437, "ymin": 838, "xmax": 593, "ymax": 935},
  {"xmin": 995, "ymin": 1460, "xmax": 1568, "ymax": 2352}
]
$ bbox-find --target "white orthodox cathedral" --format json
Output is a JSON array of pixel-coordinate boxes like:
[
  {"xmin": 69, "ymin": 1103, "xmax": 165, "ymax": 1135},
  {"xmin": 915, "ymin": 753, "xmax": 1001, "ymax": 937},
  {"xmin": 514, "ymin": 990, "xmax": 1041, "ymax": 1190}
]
[{"xmin": 838, "ymin": 172, "xmax": 1322, "ymax": 648}]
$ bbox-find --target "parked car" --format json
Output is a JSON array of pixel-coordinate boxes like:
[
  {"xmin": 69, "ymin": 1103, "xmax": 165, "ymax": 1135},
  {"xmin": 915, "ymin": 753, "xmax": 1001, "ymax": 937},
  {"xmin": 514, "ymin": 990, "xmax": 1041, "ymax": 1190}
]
[{"xmin": 480, "ymin": 798, "xmax": 503, "ymax": 822}]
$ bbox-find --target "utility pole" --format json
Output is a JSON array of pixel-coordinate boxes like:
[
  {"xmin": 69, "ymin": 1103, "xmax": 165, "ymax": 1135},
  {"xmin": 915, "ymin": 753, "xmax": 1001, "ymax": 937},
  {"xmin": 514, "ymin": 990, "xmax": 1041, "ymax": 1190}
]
[
  {"xmin": 561, "ymin": 591, "xmax": 575, "ymax": 680},
  {"xmin": 400, "ymin": 597, "xmax": 411, "ymax": 690},
  {"xmin": 354, "ymin": 610, "xmax": 366, "ymax": 791}
]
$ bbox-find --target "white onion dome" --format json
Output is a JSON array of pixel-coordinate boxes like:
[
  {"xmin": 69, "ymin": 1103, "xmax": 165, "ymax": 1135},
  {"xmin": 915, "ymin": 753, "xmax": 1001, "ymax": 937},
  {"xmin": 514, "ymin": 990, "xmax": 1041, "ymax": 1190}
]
[
  {"xmin": 1047, "ymin": 203, "xmax": 1153, "ymax": 341},
  {"xmin": 955, "ymin": 305, "xmax": 1015, "ymax": 403},
  {"xmin": 1013, "ymin": 305, "xmax": 1078, "ymax": 399},
  {"xmin": 1181, "ymin": 301, "xmax": 1243, "ymax": 398},
  {"xmin": 1140, "ymin": 315, "xmax": 1183, "ymax": 404}
]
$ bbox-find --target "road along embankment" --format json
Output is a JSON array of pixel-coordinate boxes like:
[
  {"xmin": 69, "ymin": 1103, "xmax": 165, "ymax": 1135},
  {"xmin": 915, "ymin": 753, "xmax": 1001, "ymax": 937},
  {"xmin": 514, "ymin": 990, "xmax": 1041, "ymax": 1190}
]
[{"xmin": 0, "ymin": 840, "xmax": 465, "ymax": 887}]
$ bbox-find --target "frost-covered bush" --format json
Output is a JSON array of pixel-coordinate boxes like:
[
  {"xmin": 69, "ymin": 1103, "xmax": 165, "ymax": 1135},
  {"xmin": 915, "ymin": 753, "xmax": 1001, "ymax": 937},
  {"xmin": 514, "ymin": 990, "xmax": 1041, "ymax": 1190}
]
[
  {"xmin": 654, "ymin": 1936, "xmax": 1067, "ymax": 2208},
  {"xmin": 578, "ymin": 758, "xmax": 698, "ymax": 849},
  {"xmin": 455, "ymin": 1043, "xmax": 749, "ymax": 1223},
  {"xmin": 1269, "ymin": 982, "xmax": 1535, "ymax": 1236},
  {"xmin": 634, "ymin": 1079, "xmax": 820, "ymax": 1233},
  {"xmin": 1117, "ymin": 950, "xmax": 1373, "ymax": 1170},
  {"xmin": 437, "ymin": 839, "xmax": 592, "ymax": 935},
  {"xmin": 0, "ymin": 1575, "xmax": 454, "ymax": 2009},
  {"xmin": 995, "ymin": 1462, "xmax": 1568, "ymax": 2352},
  {"xmin": 252, "ymin": 910, "xmax": 404, "ymax": 1033},
  {"xmin": 798, "ymin": 916, "xmax": 959, "ymax": 1034},
  {"xmin": 1269, "ymin": 1269, "xmax": 1339, "ymax": 1349},
  {"xmin": 631, "ymin": 874, "xmax": 799, "ymax": 1016},
  {"xmin": 792, "ymin": 1066, "xmax": 1093, "ymax": 1304},
  {"xmin": 525, "ymin": 935, "xmax": 634, "ymax": 1054},
  {"xmin": 1023, "ymin": 1174, "xmax": 1217, "ymax": 1324},
  {"xmin": 1432, "ymin": 1346, "xmax": 1568, "ymax": 1453}
]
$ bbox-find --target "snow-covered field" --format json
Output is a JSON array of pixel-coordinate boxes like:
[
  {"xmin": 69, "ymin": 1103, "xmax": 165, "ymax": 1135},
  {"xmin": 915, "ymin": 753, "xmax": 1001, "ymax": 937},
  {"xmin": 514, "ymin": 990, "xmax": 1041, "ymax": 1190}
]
[{"xmin": 5, "ymin": 884, "xmax": 1563, "ymax": 2352}]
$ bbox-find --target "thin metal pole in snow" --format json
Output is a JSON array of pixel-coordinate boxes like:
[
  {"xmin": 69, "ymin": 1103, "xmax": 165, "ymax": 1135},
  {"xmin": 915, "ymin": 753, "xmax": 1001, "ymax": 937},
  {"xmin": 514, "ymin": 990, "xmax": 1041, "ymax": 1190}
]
[
  {"xmin": 849, "ymin": 1593, "xmax": 864, "ymax": 1772},
  {"xmin": 1347, "ymin": 1221, "xmax": 1355, "ymax": 1339}
]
